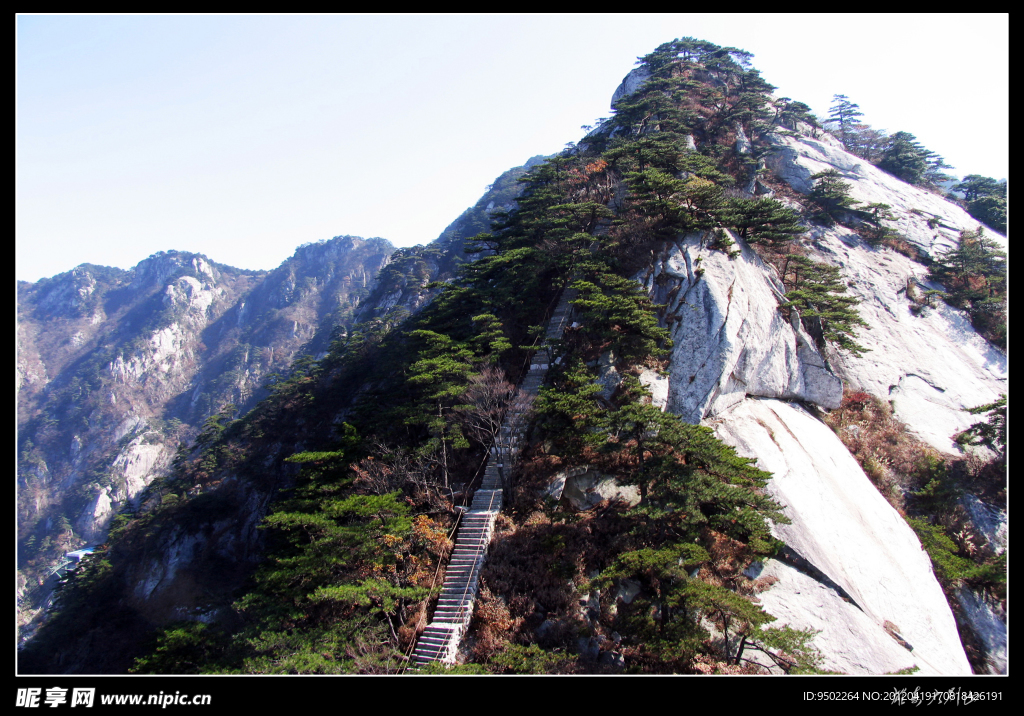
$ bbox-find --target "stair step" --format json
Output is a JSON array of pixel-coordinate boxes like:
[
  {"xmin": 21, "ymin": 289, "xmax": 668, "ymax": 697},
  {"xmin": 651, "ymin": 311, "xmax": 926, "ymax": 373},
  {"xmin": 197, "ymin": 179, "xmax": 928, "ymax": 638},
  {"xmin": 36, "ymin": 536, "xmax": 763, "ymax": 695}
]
[
  {"xmin": 414, "ymin": 644, "xmax": 446, "ymax": 653},
  {"xmin": 420, "ymin": 629, "xmax": 457, "ymax": 638}
]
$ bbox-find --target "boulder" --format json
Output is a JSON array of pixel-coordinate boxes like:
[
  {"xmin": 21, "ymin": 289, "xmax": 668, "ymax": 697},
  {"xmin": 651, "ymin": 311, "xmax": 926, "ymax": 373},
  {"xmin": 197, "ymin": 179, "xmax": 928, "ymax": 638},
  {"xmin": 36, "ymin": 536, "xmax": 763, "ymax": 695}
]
[{"xmin": 561, "ymin": 469, "xmax": 640, "ymax": 512}]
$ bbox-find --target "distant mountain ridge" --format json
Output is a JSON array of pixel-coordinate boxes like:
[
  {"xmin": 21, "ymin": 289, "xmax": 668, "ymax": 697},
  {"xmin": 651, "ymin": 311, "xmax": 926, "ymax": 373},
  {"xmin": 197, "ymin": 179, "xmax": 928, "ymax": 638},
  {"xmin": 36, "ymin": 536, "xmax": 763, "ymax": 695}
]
[
  {"xmin": 17, "ymin": 237, "xmax": 390, "ymax": 624},
  {"xmin": 17, "ymin": 38, "xmax": 1005, "ymax": 676},
  {"xmin": 16, "ymin": 152, "xmax": 548, "ymax": 644}
]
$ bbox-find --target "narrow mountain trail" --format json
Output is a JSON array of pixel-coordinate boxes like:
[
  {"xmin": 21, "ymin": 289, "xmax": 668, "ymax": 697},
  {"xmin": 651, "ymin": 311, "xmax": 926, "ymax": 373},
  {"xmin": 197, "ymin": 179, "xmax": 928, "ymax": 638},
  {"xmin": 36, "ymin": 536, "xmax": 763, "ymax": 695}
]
[{"xmin": 409, "ymin": 287, "xmax": 576, "ymax": 669}]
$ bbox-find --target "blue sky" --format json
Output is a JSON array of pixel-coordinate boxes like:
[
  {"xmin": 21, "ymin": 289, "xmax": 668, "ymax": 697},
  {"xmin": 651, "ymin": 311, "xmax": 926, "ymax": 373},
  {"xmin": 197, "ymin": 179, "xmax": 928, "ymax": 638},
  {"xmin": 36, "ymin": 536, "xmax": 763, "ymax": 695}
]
[{"xmin": 16, "ymin": 13, "xmax": 1008, "ymax": 282}]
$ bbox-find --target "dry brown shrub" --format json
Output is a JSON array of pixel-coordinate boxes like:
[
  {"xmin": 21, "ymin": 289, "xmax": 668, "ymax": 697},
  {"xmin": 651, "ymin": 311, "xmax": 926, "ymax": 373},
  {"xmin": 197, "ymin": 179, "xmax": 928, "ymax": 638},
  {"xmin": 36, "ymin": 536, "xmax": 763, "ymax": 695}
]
[
  {"xmin": 823, "ymin": 389, "xmax": 943, "ymax": 513},
  {"xmin": 691, "ymin": 652, "xmax": 768, "ymax": 675},
  {"xmin": 736, "ymin": 573, "xmax": 779, "ymax": 597},
  {"xmin": 882, "ymin": 236, "xmax": 921, "ymax": 260},
  {"xmin": 702, "ymin": 528, "xmax": 754, "ymax": 584},
  {"xmin": 470, "ymin": 585, "xmax": 518, "ymax": 662}
]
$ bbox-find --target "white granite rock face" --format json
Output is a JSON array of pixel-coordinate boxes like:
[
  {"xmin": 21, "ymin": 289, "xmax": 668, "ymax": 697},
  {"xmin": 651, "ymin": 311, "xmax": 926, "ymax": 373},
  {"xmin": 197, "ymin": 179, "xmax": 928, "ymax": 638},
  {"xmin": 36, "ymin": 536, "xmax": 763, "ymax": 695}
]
[
  {"xmin": 764, "ymin": 132, "xmax": 1004, "ymax": 259},
  {"xmin": 640, "ymin": 233, "xmax": 842, "ymax": 424},
  {"xmin": 758, "ymin": 131, "xmax": 1006, "ymax": 453},
  {"xmin": 610, "ymin": 66, "xmax": 652, "ymax": 107},
  {"xmin": 749, "ymin": 559, "xmax": 923, "ymax": 674},
  {"xmin": 77, "ymin": 490, "xmax": 114, "ymax": 543},
  {"xmin": 710, "ymin": 398, "xmax": 971, "ymax": 675},
  {"xmin": 75, "ymin": 436, "xmax": 172, "ymax": 541},
  {"xmin": 734, "ymin": 122, "xmax": 751, "ymax": 154},
  {"xmin": 638, "ymin": 368, "xmax": 669, "ymax": 410},
  {"xmin": 801, "ymin": 226, "xmax": 1005, "ymax": 453}
]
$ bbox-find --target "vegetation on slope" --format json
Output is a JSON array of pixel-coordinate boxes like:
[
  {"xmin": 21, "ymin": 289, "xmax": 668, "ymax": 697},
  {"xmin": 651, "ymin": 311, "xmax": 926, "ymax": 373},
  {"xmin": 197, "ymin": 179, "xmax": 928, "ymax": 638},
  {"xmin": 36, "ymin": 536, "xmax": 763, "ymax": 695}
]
[
  {"xmin": 823, "ymin": 389, "xmax": 1006, "ymax": 672},
  {"xmin": 23, "ymin": 35, "xmax": 1004, "ymax": 676}
]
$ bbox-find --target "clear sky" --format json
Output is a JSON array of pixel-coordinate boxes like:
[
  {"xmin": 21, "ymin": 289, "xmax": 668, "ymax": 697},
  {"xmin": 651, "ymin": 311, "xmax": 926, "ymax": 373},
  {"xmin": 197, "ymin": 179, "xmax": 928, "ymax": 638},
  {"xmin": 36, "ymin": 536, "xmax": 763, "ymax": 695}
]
[{"xmin": 16, "ymin": 13, "xmax": 1008, "ymax": 283}]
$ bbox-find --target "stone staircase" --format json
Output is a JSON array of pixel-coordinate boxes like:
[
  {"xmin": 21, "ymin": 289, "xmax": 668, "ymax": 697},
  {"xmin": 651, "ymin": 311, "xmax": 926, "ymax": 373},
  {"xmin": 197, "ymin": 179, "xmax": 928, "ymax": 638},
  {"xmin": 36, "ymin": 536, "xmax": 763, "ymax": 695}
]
[{"xmin": 409, "ymin": 287, "xmax": 576, "ymax": 669}]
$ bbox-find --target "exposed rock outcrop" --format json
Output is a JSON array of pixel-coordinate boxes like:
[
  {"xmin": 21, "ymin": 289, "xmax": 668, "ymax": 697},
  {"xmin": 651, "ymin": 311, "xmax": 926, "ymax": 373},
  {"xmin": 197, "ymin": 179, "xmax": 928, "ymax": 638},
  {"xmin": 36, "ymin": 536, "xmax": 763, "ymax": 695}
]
[
  {"xmin": 757, "ymin": 131, "xmax": 1008, "ymax": 454},
  {"xmin": 634, "ymin": 127, "xmax": 1007, "ymax": 676},
  {"xmin": 610, "ymin": 66, "xmax": 652, "ymax": 106},
  {"xmin": 711, "ymin": 398, "xmax": 971, "ymax": 675},
  {"xmin": 765, "ymin": 132, "xmax": 1003, "ymax": 261},
  {"xmin": 641, "ymin": 232, "xmax": 842, "ymax": 424},
  {"xmin": 809, "ymin": 225, "xmax": 1006, "ymax": 453}
]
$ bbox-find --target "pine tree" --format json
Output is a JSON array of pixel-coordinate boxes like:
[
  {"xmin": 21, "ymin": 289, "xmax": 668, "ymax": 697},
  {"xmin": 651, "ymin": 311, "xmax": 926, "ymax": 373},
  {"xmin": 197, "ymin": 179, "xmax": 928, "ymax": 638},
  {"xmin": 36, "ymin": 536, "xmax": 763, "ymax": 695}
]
[
  {"xmin": 955, "ymin": 394, "xmax": 1006, "ymax": 458},
  {"xmin": 952, "ymin": 175, "xmax": 1003, "ymax": 203},
  {"xmin": 780, "ymin": 255, "xmax": 868, "ymax": 355},
  {"xmin": 568, "ymin": 259, "xmax": 672, "ymax": 364},
  {"xmin": 724, "ymin": 197, "xmax": 804, "ymax": 246},
  {"xmin": 404, "ymin": 330, "xmax": 476, "ymax": 489},
  {"xmin": 927, "ymin": 227, "xmax": 1006, "ymax": 345},
  {"xmin": 771, "ymin": 97, "xmax": 817, "ymax": 131},
  {"xmin": 877, "ymin": 131, "xmax": 932, "ymax": 185},
  {"xmin": 859, "ymin": 202, "xmax": 899, "ymax": 245},
  {"xmin": 807, "ymin": 169, "xmax": 859, "ymax": 225},
  {"xmin": 827, "ymin": 95, "xmax": 864, "ymax": 150},
  {"xmin": 951, "ymin": 176, "xmax": 1007, "ymax": 234}
]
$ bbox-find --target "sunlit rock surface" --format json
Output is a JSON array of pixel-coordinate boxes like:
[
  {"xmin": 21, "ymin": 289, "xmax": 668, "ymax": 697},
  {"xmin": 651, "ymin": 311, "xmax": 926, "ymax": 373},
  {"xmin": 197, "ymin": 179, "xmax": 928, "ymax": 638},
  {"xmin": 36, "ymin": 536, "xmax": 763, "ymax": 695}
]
[
  {"xmin": 641, "ymin": 232, "xmax": 842, "ymax": 424},
  {"xmin": 747, "ymin": 559, "xmax": 922, "ymax": 674},
  {"xmin": 765, "ymin": 132, "xmax": 1002, "ymax": 257},
  {"xmin": 710, "ymin": 398, "xmax": 972, "ymax": 675},
  {"xmin": 795, "ymin": 225, "xmax": 1007, "ymax": 454}
]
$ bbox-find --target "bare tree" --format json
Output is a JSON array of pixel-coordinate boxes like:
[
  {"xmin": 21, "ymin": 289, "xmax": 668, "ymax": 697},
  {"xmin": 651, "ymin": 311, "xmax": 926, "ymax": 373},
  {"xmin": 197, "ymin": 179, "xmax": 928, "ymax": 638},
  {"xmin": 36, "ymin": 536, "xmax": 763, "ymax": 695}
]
[
  {"xmin": 457, "ymin": 366, "xmax": 534, "ymax": 492},
  {"xmin": 351, "ymin": 441, "xmax": 451, "ymax": 512}
]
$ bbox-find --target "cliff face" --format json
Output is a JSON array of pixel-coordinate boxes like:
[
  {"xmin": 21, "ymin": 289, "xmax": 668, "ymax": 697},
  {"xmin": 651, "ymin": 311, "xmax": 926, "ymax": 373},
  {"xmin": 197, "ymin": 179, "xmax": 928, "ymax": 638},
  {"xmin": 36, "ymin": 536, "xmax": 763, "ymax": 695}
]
[
  {"xmin": 19, "ymin": 47, "xmax": 1004, "ymax": 676},
  {"xmin": 642, "ymin": 133, "xmax": 1003, "ymax": 674},
  {"xmin": 599, "ymin": 60, "xmax": 1003, "ymax": 674},
  {"xmin": 765, "ymin": 132, "xmax": 1007, "ymax": 454},
  {"xmin": 17, "ymin": 237, "xmax": 392, "ymax": 630}
]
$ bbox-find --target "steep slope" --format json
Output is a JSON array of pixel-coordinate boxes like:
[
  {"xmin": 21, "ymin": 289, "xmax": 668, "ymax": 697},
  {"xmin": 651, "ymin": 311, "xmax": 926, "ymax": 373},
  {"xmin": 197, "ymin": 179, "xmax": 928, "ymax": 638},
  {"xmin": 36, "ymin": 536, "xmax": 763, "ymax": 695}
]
[
  {"xmin": 638, "ymin": 226, "xmax": 978, "ymax": 673},
  {"xmin": 628, "ymin": 96, "xmax": 1000, "ymax": 674},
  {"xmin": 19, "ymin": 38, "xmax": 1004, "ymax": 677},
  {"xmin": 16, "ymin": 155, "xmax": 547, "ymax": 670},
  {"xmin": 764, "ymin": 132, "xmax": 1007, "ymax": 453},
  {"xmin": 17, "ymin": 237, "xmax": 392, "ymax": 636}
]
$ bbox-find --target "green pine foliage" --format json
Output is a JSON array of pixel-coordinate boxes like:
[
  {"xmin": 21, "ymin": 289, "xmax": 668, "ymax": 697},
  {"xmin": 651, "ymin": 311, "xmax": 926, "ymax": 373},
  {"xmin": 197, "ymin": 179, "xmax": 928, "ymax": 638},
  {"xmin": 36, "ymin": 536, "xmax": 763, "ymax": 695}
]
[
  {"xmin": 950, "ymin": 175, "xmax": 1007, "ymax": 235},
  {"xmin": 807, "ymin": 169, "xmax": 859, "ymax": 225},
  {"xmin": 858, "ymin": 202, "xmax": 891, "ymax": 239},
  {"xmin": 907, "ymin": 518, "xmax": 1006, "ymax": 595},
  {"xmin": 877, "ymin": 131, "xmax": 953, "ymax": 187},
  {"xmin": 822, "ymin": 98, "xmax": 955, "ymax": 189},
  {"xmin": 955, "ymin": 394, "xmax": 1006, "ymax": 458},
  {"xmin": 779, "ymin": 255, "xmax": 868, "ymax": 355},
  {"xmin": 139, "ymin": 454, "xmax": 437, "ymax": 674},
  {"xmin": 30, "ymin": 35, "xmax": 937, "ymax": 675},
  {"xmin": 568, "ymin": 260, "xmax": 672, "ymax": 365},
  {"xmin": 927, "ymin": 227, "xmax": 1006, "ymax": 347},
  {"xmin": 827, "ymin": 94, "xmax": 864, "ymax": 151},
  {"xmin": 724, "ymin": 197, "xmax": 804, "ymax": 246}
]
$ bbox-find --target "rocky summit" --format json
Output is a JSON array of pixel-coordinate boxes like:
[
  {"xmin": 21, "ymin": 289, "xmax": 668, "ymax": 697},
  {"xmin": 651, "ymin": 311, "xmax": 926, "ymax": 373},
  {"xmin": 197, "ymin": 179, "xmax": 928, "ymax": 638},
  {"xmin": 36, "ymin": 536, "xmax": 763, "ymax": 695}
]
[{"xmin": 18, "ymin": 37, "xmax": 1005, "ymax": 677}]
